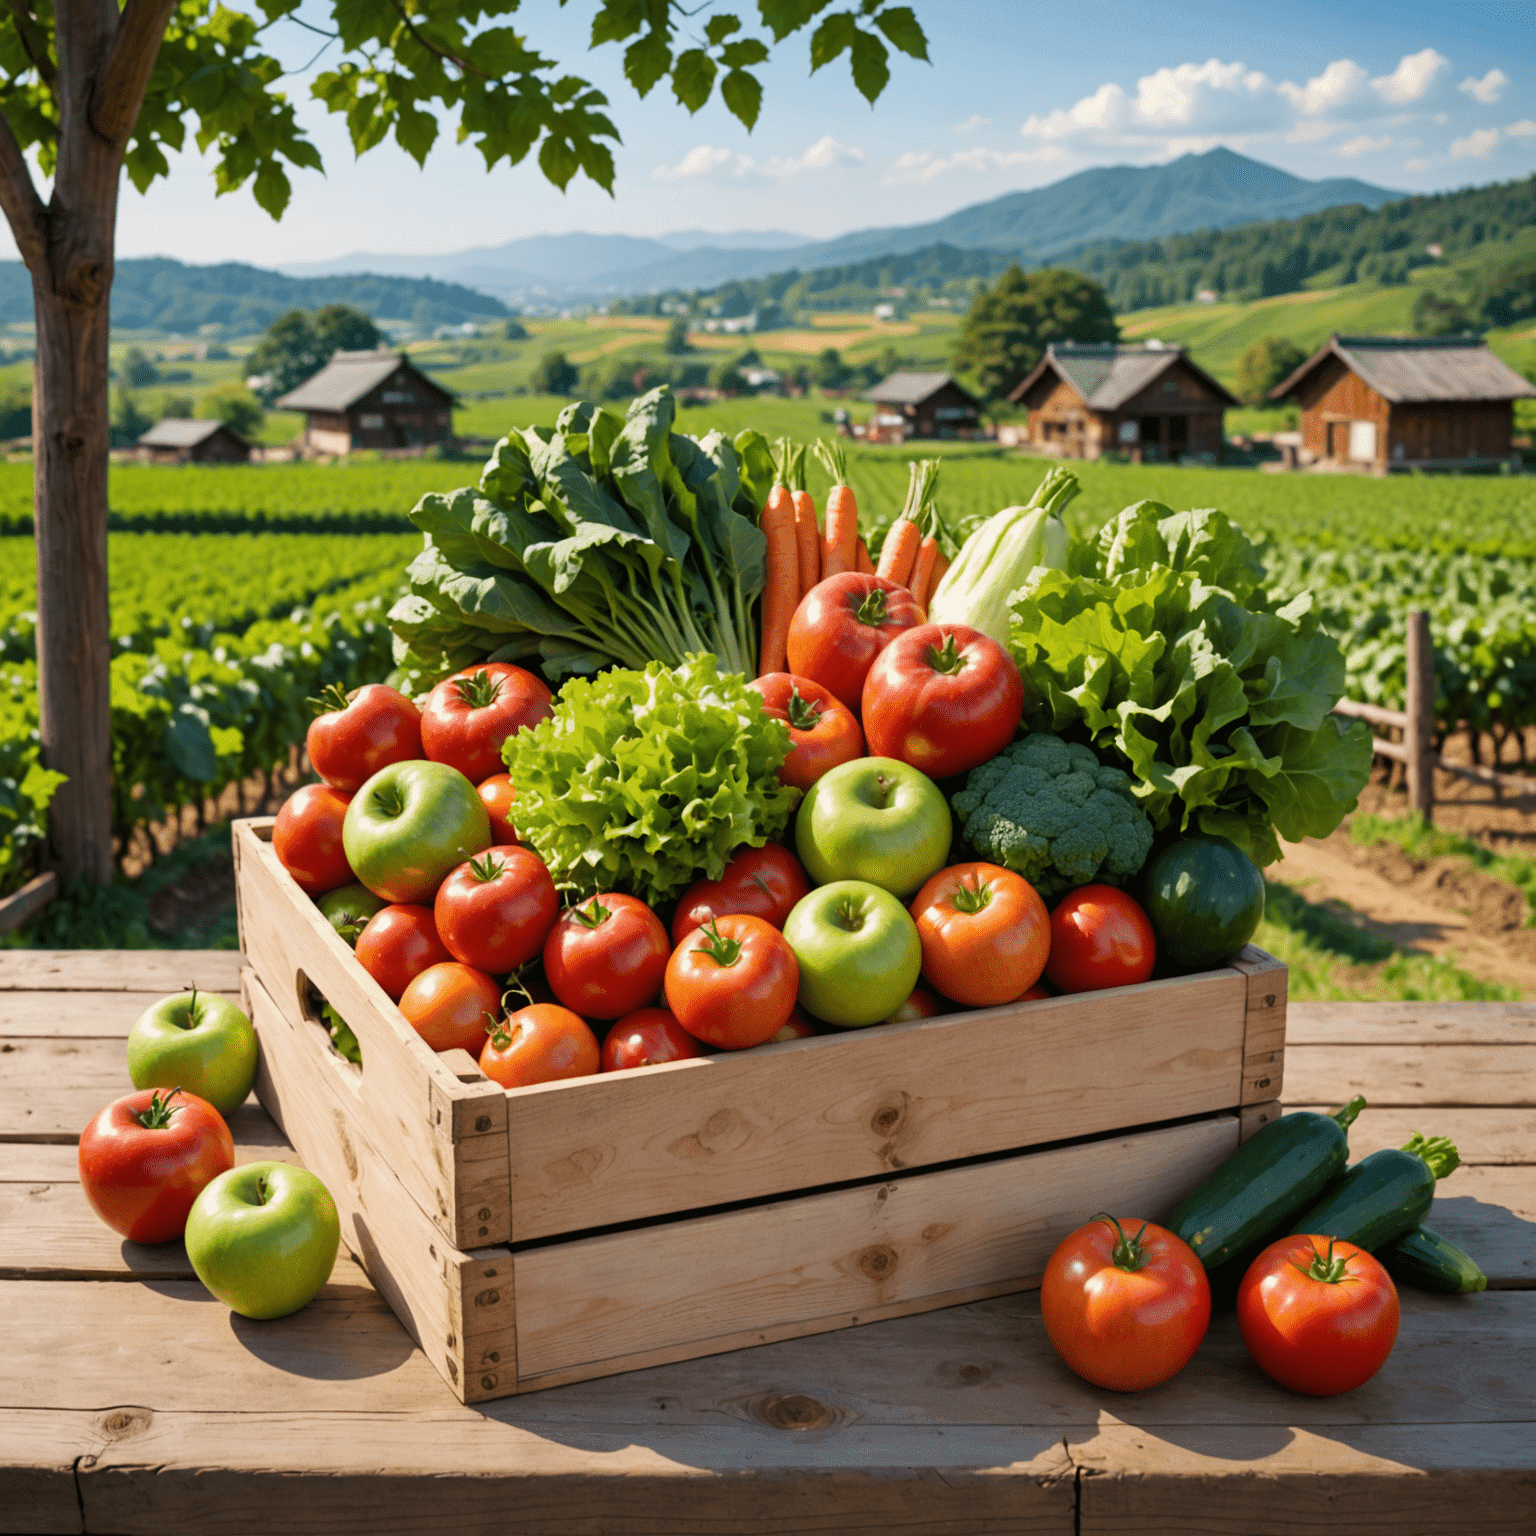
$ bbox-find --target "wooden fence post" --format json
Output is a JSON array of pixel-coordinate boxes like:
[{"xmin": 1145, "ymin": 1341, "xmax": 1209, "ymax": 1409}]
[{"xmin": 1406, "ymin": 608, "xmax": 1435, "ymax": 824}]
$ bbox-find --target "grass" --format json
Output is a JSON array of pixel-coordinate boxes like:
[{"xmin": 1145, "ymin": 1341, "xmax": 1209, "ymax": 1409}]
[
  {"xmin": 1348, "ymin": 813, "xmax": 1536, "ymax": 925},
  {"xmin": 1255, "ymin": 878, "xmax": 1522, "ymax": 1001}
]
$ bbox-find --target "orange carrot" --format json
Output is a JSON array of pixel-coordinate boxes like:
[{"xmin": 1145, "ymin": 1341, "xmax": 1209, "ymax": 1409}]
[
  {"xmin": 781, "ymin": 444, "xmax": 820, "ymax": 596},
  {"xmin": 855, "ymin": 538, "xmax": 875, "ymax": 574},
  {"xmin": 758, "ymin": 445, "xmax": 800, "ymax": 676},
  {"xmin": 929, "ymin": 548, "xmax": 951, "ymax": 601},
  {"xmin": 813, "ymin": 438, "xmax": 858, "ymax": 576},
  {"xmin": 910, "ymin": 535, "xmax": 940, "ymax": 610},
  {"xmin": 877, "ymin": 518, "xmax": 920, "ymax": 588}
]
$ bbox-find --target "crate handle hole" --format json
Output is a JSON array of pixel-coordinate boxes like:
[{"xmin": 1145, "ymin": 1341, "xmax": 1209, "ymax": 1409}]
[{"xmin": 295, "ymin": 968, "xmax": 365, "ymax": 1084}]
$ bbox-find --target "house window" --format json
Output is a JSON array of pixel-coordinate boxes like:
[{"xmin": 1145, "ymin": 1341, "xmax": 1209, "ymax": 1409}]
[
  {"xmin": 1118, "ymin": 420, "xmax": 1139, "ymax": 444},
  {"xmin": 1162, "ymin": 380, "xmax": 1178, "ymax": 394},
  {"xmin": 359, "ymin": 413, "xmax": 385, "ymax": 430},
  {"xmin": 381, "ymin": 390, "xmax": 414, "ymax": 404}
]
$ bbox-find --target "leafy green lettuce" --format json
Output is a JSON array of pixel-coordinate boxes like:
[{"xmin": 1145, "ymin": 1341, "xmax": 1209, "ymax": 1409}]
[
  {"xmin": 1008, "ymin": 502, "xmax": 1373, "ymax": 866},
  {"xmin": 502, "ymin": 653, "xmax": 799, "ymax": 904}
]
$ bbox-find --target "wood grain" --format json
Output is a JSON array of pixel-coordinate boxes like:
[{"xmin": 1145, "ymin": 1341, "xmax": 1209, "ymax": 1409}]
[
  {"xmin": 1288, "ymin": 1001, "xmax": 1536, "ymax": 1045},
  {"xmin": 1232, "ymin": 944, "xmax": 1287, "ymax": 1104},
  {"xmin": 1284, "ymin": 1046, "xmax": 1536, "ymax": 1107},
  {"xmin": 502, "ymin": 967, "xmax": 1251, "ymax": 1242},
  {"xmin": 0, "ymin": 1408, "xmax": 89, "ymax": 1536},
  {"xmin": 0, "ymin": 871, "xmax": 58, "ymax": 937},
  {"xmin": 0, "ymin": 990, "xmax": 240, "ymax": 1039},
  {"xmin": 0, "ymin": 950, "xmax": 242, "ymax": 992},
  {"xmin": 1286, "ymin": 1105, "xmax": 1536, "ymax": 1165}
]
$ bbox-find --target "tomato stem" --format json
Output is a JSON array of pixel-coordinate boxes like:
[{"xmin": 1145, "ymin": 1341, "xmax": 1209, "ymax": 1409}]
[
  {"xmin": 1299, "ymin": 1236, "xmax": 1354, "ymax": 1285},
  {"xmin": 923, "ymin": 631, "xmax": 968, "ymax": 676},
  {"xmin": 485, "ymin": 1010, "xmax": 512, "ymax": 1050},
  {"xmin": 136, "ymin": 1087, "xmax": 184, "ymax": 1130},
  {"xmin": 570, "ymin": 897, "xmax": 611, "ymax": 930},
  {"xmin": 785, "ymin": 684, "xmax": 824, "ymax": 733},
  {"xmin": 853, "ymin": 586, "xmax": 889, "ymax": 627},
  {"xmin": 468, "ymin": 852, "xmax": 506, "ymax": 885},
  {"xmin": 305, "ymin": 681, "xmax": 353, "ymax": 719},
  {"xmin": 696, "ymin": 916, "xmax": 743, "ymax": 968},
  {"xmin": 1093, "ymin": 1212, "xmax": 1150, "ymax": 1272},
  {"xmin": 950, "ymin": 875, "xmax": 993, "ymax": 915},
  {"xmin": 453, "ymin": 670, "xmax": 503, "ymax": 710}
]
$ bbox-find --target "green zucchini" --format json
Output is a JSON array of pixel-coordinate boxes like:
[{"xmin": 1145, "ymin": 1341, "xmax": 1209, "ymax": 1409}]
[
  {"xmin": 1168, "ymin": 1096, "xmax": 1364, "ymax": 1271},
  {"xmin": 1288, "ymin": 1134, "xmax": 1460, "ymax": 1251},
  {"xmin": 1380, "ymin": 1224, "xmax": 1487, "ymax": 1294}
]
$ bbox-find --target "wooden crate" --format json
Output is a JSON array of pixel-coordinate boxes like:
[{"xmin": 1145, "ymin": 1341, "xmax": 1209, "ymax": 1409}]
[{"xmin": 233, "ymin": 816, "xmax": 1286, "ymax": 1402}]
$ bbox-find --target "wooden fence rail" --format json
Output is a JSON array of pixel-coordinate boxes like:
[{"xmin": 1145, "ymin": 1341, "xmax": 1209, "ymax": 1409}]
[{"xmin": 1333, "ymin": 608, "xmax": 1536, "ymax": 823}]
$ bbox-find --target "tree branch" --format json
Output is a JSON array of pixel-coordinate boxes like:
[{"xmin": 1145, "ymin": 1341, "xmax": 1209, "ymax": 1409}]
[
  {"xmin": 0, "ymin": 108, "xmax": 48, "ymax": 270},
  {"xmin": 4, "ymin": 0, "xmax": 58, "ymax": 95},
  {"xmin": 387, "ymin": 0, "xmax": 489, "ymax": 79},
  {"xmin": 89, "ymin": 0, "xmax": 178, "ymax": 147}
]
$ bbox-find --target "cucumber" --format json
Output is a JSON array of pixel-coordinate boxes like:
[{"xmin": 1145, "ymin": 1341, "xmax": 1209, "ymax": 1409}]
[
  {"xmin": 1288, "ymin": 1134, "xmax": 1460, "ymax": 1251},
  {"xmin": 1168, "ymin": 1096, "xmax": 1364, "ymax": 1270},
  {"xmin": 1380, "ymin": 1224, "xmax": 1487, "ymax": 1294}
]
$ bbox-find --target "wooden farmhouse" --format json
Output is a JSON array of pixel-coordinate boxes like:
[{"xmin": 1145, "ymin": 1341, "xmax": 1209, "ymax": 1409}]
[
  {"xmin": 276, "ymin": 350, "xmax": 456, "ymax": 455},
  {"xmin": 1269, "ymin": 334, "xmax": 1535, "ymax": 472},
  {"xmin": 136, "ymin": 418, "xmax": 250, "ymax": 465},
  {"xmin": 1007, "ymin": 343, "xmax": 1237, "ymax": 462},
  {"xmin": 861, "ymin": 371, "xmax": 982, "ymax": 442}
]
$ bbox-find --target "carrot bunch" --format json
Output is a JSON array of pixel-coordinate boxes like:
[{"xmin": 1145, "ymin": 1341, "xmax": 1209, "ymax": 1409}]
[
  {"xmin": 877, "ymin": 458, "xmax": 948, "ymax": 612},
  {"xmin": 812, "ymin": 438, "xmax": 860, "ymax": 578}
]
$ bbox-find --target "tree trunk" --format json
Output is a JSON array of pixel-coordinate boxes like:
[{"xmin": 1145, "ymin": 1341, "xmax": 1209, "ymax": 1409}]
[{"xmin": 32, "ymin": 230, "xmax": 115, "ymax": 883}]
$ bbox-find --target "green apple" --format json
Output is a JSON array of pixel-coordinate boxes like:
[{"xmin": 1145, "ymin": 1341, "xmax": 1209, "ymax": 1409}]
[
  {"xmin": 795, "ymin": 756, "xmax": 951, "ymax": 899},
  {"xmin": 343, "ymin": 759, "xmax": 491, "ymax": 904},
  {"xmin": 316, "ymin": 882, "xmax": 385, "ymax": 946},
  {"xmin": 185, "ymin": 1161, "xmax": 341, "ymax": 1320},
  {"xmin": 783, "ymin": 880, "xmax": 922, "ymax": 1028},
  {"xmin": 127, "ymin": 990, "xmax": 258, "ymax": 1117}
]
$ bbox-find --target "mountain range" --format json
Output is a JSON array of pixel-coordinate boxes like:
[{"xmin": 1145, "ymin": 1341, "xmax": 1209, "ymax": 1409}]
[{"xmin": 281, "ymin": 149, "xmax": 1399, "ymax": 305}]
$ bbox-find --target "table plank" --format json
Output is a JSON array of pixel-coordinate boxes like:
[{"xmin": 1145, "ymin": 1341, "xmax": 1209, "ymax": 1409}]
[
  {"xmin": 1288, "ymin": 1000, "xmax": 1536, "ymax": 1046},
  {"xmin": 0, "ymin": 951, "xmax": 243, "ymax": 993},
  {"xmin": 0, "ymin": 1409, "xmax": 86, "ymax": 1535},
  {"xmin": 1286, "ymin": 1106, "xmax": 1536, "ymax": 1165},
  {"xmin": 1283, "ymin": 1044, "xmax": 1536, "ymax": 1107},
  {"xmin": 1073, "ymin": 1423, "xmax": 1536, "ymax": 1534},
  {"xmin": 0, "ymin": 990, "xmax": 241, "ymax": 1039}
]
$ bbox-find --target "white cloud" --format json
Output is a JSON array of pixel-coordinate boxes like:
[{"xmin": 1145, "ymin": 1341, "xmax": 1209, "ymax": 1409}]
[
  {"xmin": 651, "ymin": 136, "xmax": 865, "ymax": 184},
  {"xmin": 1287, "ymin": 119, "xmax": 1339, "ymax": 144},
  {"xmin": 1450, "ymin": 126, "xmax": 1502, "ymax": 158},
  {"xmin": 1506, "ymin": 119, "xmax": 1536, "ymax": 140},
  {"xmin": 1372, "ymin": 48, "xmax": 1449, "ymax": 105},
  {"xmin": 1337, "ymin": 134, "xmax": 1392, "ymax": 156},
  {"xmin": 1280, "ymin": 59, "xmax": 1370, "ymax": 117},
  {"xmin": 951, "ymin": 114, "xmax": 991, "ymax": 134},
  {"xmin": 1459, "ymin": 68, "xmax": 1509, "ymax": 105},
  {"xmin": 886, "ymin": 145, "xmax": 1067, "ymax": 184}
]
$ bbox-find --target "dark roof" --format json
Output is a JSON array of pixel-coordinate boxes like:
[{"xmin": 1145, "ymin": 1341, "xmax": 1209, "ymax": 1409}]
[
  {"xmin": 862, "ymin": 370, "xmax": 976, "ymax": 407},
  {"xmin": 1008, "ymin": 344, "xmax": 1240, "ymax": 410},
  {"xmin": 137, "ymin": 418, "xmax": 245, "ymax": 449},
  {"xmin": 274, "ymin": 350, "xmax": 457, "ymax": 412},
  {"xmin": 1270, "ymin": 334, "xmax": 1536, "ymax": 404}
]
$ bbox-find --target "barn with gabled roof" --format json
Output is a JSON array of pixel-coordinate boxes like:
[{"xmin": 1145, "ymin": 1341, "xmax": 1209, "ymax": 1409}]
[{"xmin": 276, "ymin": 350, "xmax": 456, "ymax": 455}]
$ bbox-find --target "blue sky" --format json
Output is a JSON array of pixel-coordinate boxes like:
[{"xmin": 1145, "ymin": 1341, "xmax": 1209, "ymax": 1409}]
[{"xmin": 6, "ymin": 0, "xmax": 1534, "ymax": 265}]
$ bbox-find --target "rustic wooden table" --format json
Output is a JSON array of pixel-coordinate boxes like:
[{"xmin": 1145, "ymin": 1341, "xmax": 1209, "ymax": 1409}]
[{"xmin": 2, "ymin": 951, "xmax": 1532, "ymax": 1534}]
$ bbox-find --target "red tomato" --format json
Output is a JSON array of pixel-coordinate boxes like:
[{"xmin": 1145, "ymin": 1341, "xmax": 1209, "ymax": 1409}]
[
  {"xmin": 664, "ymin": 914, "xmax": 799, "ymax": 1050},
  {"xmin": 1016, "ymin": 984, "xmax": 1051, "ymax": 1002},
  {"xmin": 1046, "ymin": 885, "xmax": 1156, "ymax": 993},
  {"xmin": 420, "ymin": 663, "xmax": 552, "ymax": 783},
  {"xmin": 544, "ymin": 894, "xmax": 671, "ymax": 1020},
  {"xmin": 911, "ymin": 861, "xmax": 1050, "ymax": 1007},
  {"xmin": 477, "ymin": 772, "xmax": 519, "ymax": 844},
  {"xmin": 767, "ymin": 1005, "xmax": 818, "ymax": 1043},
  {"xmin": 600, "ymin": 1006, "xmax": 707, "ymax": 1071},
  {"xmin": 861, "ymin": 623, "xmax": 1024, "ymax": 781},
  {"xmin": 305, "ymin": 683, "xmax": 423, "ymax": 793},
  {"xmin": 77, "ymin": 1088, "xmax": 234, "ymax": 1245},
  {"xmin": 887, "ymin": 985, "xmax": 945, "ymax": 1022},
  {"xmin": 272, "ymin": 783, "xmax": 353, "ymax": 896},
  {"xmin": 1237, "ymin": 1235, "xmax": 1400, "ymax": 1396},
  {"xmin": 354, "ymin": 904, "xmax": 452, "ymax": 1001},
  {"xmin": 399, "ymin": 962, "xmax": 503, "ymax": 1054},
  {"xmin": 671, "ymin": 844, "xmax": 812, "ymax": 945},
  {"xmin": 480, "ymin": 1004, "xmax": 600, "ymax": 1088},
  {"xmin": 747, "ymin": 673, "xmax": 865, "ymax": 791},
  {"xmin": 785, "ymin": 573, "xmax": 926, "ymax": 713},
  {"xmin": 433, "ymin": 848, "xmax": 558, "ymax": 975},
  {"xmin": 1041, "ymin": 1215, "xmax": 1211, "ymax": 1392}
]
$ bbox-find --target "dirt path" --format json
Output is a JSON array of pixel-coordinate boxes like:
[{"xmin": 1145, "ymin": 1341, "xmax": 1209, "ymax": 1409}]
[{"xmin": 1275, "ymin": 833, "xmax": 1536, "ymax": 994}]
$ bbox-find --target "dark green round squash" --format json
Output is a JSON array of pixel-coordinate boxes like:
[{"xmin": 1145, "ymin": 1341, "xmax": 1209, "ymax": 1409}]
[{"xmin": 1144, "ymin": 834, "xmax": 1264, "ymax": 971}]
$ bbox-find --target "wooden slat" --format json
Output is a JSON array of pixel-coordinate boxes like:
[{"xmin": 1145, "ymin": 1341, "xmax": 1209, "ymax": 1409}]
[
  {"xmin": 500, "ymin": 967, "xmax": 1250, "ymax": 1243},
  {"xmin": 1287, "ymin": 1106, "xmax": 1536, "ymax": 1165},
  {"xmin": 0, "ymin": 871, "xmax": 58, "ymax": 937},
  {"xmin": 1284, "ymin": 1045, "xmax": 1536, "ymax": 1107},
  {"xmin": 1428, "ymin": 1165, "xmax": 1536, "ymax": 1289},
  {"xmin": 1288, "ymin": 1001, "xmax": 1536, "ymax": 1046},
  {"xmin": 0, "ymin": 990, "xmax": 240, "ymax": 1039},
  {"xmin": 0, "ymin": 951, "xmax": 243, "ymax": 992},
  {"xmin": 1335, "ymin": 698, "xmax": 1409, "ymax": 729},
  {"xmin": 1232, "ymin": 945, "xmax": 1286, "ymax": 1104},
  {"xmin": 0, "ymin": 1409, "xmax": 86, "ymax": 1536},
  {"xmin": 509, "ymin": 1115, "xmax": 1240, "ymax": 1391},
  {"xmin": 1073, "ymin": 1423, "xmax": 1536, "ymax": 1533}
]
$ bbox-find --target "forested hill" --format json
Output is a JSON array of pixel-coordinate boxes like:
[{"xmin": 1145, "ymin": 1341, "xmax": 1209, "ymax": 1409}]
[
  {"xmin": 0, "ymin": 258, "xmax": 508, "ymax": 334},
  {"xmin": 1059, "ymin": 173, "xmax": 1536, "ymax": 310}
]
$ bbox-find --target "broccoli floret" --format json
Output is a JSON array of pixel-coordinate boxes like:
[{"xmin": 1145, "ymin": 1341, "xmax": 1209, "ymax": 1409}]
[{"xmin": 951, "ymin": 733, "xmax": 1154, "ymax": 897}]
